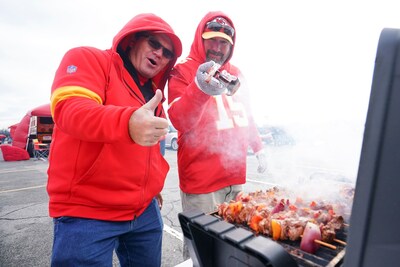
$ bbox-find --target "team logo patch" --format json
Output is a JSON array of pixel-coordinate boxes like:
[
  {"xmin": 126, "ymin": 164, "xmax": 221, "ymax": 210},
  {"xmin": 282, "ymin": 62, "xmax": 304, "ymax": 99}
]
[{"xmin": 66, "ymin": 65, "xmax": 77, "ymax": 74}]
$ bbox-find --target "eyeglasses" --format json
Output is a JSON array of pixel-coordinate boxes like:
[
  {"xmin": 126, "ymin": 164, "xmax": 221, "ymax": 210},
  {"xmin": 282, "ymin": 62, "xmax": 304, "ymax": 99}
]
[
  {"xmin": 147, "ymin": 36, "xmax": 175, "ymax": 60},
  {"xmin": 206, "ymin": 21, "xmax": 235, "ymax": 37}
]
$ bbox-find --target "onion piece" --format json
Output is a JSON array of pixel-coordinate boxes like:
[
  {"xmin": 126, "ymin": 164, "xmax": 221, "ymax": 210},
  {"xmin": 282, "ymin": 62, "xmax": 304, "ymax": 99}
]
[{"xmin": 300, "ymin": 222, "xmax": 321, "ymax": 254}]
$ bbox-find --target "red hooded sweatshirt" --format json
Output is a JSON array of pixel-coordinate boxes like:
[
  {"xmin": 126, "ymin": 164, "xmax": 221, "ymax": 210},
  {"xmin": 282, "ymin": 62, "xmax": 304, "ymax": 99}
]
[
  {"xmin": 47, "ymin": 13, "xmax": 182, "ymax": 221},
  {"xmin": 168, "ymin": 11, "xmax": 263, "ymax": 194}
]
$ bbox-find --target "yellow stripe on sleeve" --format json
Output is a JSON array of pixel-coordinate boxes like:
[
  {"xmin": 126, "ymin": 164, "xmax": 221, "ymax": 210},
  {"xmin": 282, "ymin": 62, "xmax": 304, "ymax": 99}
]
[{"xmin": 50, "ymin": 86, "xmax": 103, "ymax": 116}]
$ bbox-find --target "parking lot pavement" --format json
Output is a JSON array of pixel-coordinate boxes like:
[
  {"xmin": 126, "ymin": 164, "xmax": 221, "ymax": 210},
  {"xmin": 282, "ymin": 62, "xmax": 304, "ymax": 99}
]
[{"xmin": 0, "ymin": 148, "xmax": 269, "ymax": 267}]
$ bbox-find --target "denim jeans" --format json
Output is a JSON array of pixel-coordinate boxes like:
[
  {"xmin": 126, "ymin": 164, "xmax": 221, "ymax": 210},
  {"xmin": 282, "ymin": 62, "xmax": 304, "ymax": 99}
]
[
  {"xmin": 51, "ymin": 198, "xmax": 163, "ymax": 267},
  {"xmin": 160, "ymin": 139, "xmax": 166, "ymax": 156}
]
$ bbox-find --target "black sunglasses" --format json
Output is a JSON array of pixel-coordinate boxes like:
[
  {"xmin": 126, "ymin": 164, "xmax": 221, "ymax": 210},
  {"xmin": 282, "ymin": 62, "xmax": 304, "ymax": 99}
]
[
  {"xmin": 206, "ymin": 21, "xmax": 235, "ymax": 37},
  {"xmin": 147, "ymin": 36, "xmax": 175, "ymax": 60}
]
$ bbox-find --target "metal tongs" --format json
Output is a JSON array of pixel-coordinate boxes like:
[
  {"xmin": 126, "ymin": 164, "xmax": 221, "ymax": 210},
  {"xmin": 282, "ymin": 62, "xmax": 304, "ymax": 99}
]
[{"xmin": 205, "ymin": 62, "xmax": 240, "ymax": 96}]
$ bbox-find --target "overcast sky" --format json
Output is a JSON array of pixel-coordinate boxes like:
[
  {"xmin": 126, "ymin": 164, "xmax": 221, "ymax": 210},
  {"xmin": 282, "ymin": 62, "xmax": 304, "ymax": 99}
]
[
  {"xmin": 1, "ymin": 0, "xmax": 399, "ymax": 129},
  {"xmin": 0, "ymin": 0, "xmax": 399, "ymax": 132}
]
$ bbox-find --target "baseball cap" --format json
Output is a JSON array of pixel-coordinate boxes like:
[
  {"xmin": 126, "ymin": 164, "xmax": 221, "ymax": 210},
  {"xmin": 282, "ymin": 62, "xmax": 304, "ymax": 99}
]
[{"xmin": 202, "ymin": 17, "xmax": 234, "ymax": 45}]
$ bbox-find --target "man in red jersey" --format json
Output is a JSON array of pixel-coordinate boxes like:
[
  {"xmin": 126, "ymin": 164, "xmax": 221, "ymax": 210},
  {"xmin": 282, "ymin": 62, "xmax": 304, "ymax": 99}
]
[
  {"xmin": 168, "ymin": 11, "xmax": 267, "ymax": 260},
  {"xmin": 47, "ymin": 13, "xmax": 182, "ymax": 266}
]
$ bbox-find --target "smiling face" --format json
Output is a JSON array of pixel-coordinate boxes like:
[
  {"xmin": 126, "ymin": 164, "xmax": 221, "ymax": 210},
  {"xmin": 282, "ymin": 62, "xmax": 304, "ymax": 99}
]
[{"xmin": 128, "ymin": 33, "xmax": 174, "ymax": 79}]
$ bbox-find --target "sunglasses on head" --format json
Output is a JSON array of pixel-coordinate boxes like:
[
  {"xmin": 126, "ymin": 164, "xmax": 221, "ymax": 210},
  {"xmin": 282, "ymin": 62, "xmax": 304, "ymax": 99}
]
[
  {"xmin": 146, "ymin": 36, "xmax": 175, "ymax": 60},
  {"xmin": 206, "ymin": 21, "xmax": 235, "ymax": 37}
]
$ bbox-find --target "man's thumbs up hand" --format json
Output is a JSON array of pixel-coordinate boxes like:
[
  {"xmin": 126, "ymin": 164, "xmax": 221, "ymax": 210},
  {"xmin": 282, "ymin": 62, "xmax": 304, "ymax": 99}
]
[
  {"xmin": 145, "ymin": 88, "xmax": 164, "ymax": 112},
  {"xmin": 129, "ymin": 90, "xmax": 168, "ymax": 146}
]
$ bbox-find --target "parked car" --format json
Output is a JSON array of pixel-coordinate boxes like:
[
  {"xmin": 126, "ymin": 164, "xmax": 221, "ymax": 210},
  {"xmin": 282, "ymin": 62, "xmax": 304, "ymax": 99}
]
[
  {"xmin": 257, "ymin": 125, "xmax": 295, "ymax": 146},
  {"xmin": 165, "ymin": 125, "xmax": 178, "ymax": 151},
  {"xmin": 269, "ymin": 127, "xmax": 295, "ymax": 146},
  {"xmin": 257, "ymin": 126, "xmax": 274, "ymax": 145}
]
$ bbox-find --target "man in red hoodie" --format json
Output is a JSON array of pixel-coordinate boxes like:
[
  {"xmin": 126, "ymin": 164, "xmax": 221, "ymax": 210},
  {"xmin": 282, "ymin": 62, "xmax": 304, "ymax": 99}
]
[
  {"xmin": 168, "ymin": 11, "xmax": 267, "ymax": 260},
  {"xmin": 47, "ymin": 13, "xmax": 182, "ymax": 266}
]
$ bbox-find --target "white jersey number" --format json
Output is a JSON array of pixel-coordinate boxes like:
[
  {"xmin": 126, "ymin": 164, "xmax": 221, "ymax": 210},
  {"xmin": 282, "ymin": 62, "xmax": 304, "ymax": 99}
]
[{"xmin": 215, "ymin": 96, "xmax": 248, "ymax": 130}]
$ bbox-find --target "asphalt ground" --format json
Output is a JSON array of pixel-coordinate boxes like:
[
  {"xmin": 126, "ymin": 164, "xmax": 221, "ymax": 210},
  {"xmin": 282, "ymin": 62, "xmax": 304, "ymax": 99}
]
[{"xmin": 0, "ymin": 148, "xmax": 272, "ymax": 267}]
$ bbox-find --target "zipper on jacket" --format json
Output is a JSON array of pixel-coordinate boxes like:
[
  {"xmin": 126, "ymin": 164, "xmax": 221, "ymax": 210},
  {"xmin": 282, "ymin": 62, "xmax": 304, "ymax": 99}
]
[
  {"xmin": 123, "ymin": 77, "xmax": 146, "ymax": 105},
  {"xmin": 123, "ymin": 77, "xmax": 164, "ymax": 118}
]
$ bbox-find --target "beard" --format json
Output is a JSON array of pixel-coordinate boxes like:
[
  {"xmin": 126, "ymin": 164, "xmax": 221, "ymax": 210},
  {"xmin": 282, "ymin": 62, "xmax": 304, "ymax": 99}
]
[{"xmin": 205, "ymin": 50, "xmax": 227, "ymax": 65}]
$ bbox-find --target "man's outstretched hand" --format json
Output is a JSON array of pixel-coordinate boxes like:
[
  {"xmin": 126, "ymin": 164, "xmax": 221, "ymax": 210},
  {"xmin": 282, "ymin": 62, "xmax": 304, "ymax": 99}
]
[{"xmin": 195, "ymin": 61, "xmax": 226, "ymax": 96}]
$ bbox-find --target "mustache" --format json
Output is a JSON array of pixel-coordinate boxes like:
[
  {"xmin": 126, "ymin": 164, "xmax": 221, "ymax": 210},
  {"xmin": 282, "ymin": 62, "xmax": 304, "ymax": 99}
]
[{"xmin": 206, "ymin": 50, "xmax": 224, "ymax": 57}]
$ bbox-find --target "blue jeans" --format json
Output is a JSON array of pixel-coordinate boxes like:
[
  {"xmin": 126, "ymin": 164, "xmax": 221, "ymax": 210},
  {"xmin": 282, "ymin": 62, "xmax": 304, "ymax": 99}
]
[
  {"xmin": 51, "ymin": 198, "xmax": 163, "ymax": 267},
  {"xmin": 159, "ymin": 139, "xmax": 166, "ymax": 156}
]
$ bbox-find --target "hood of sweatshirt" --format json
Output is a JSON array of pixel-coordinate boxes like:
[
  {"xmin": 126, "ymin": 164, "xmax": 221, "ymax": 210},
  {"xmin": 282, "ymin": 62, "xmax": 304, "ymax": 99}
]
[{"xmin": 112, "ymin": 13, "xmax": 182, "ymax": 90}]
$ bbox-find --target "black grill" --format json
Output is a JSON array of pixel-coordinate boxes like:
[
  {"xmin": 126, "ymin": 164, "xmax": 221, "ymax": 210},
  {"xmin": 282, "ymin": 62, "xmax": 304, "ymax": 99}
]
[{"xmin": 179, "ymin": 210, "xmax": 346, "ymax": 267}]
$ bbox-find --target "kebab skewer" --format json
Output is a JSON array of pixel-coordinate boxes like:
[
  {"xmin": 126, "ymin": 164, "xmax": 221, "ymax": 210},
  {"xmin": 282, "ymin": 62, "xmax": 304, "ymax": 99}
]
[{"xmin": 217, "ymin": 187, "xmax": 347, "ymax": 254}]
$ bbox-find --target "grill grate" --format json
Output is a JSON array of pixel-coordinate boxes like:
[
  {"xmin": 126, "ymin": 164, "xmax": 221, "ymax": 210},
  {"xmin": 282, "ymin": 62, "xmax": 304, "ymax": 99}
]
[
  {"xmin": 214, "ymin": 211, "xmax": 347, "ymax": 267},
  {"xmin": 257, "ymin": 228, "xmax": 347, "ymax": 267}
]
